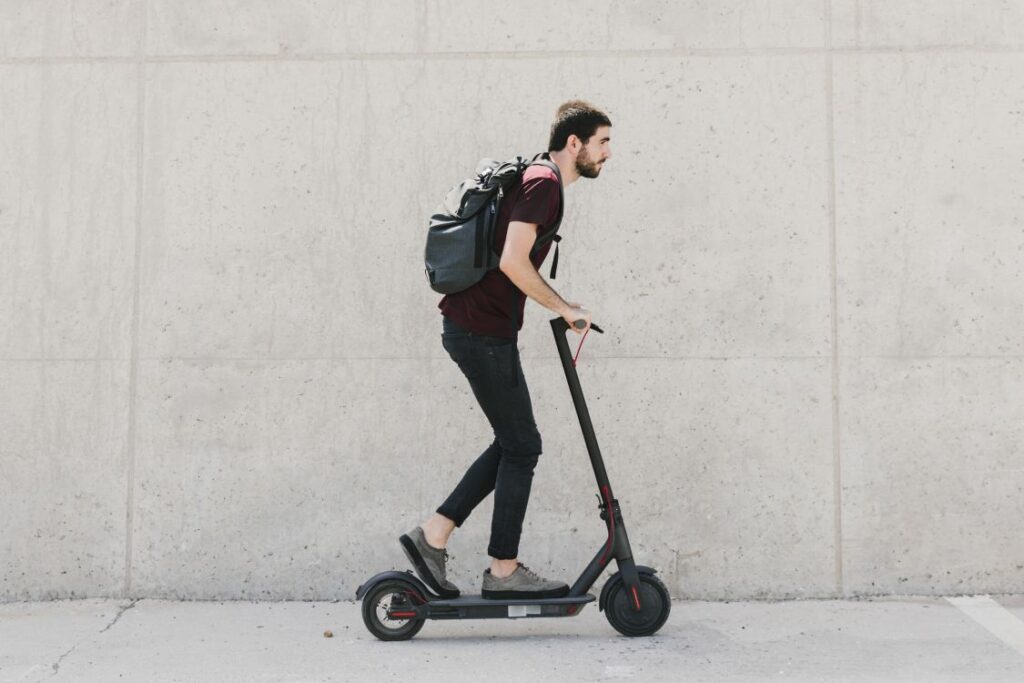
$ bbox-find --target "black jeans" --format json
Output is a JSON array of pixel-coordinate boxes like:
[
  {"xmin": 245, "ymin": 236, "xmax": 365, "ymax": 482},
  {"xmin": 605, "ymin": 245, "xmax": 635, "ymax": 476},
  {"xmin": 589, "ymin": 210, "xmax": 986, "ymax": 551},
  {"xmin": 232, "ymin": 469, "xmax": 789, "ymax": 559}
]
[{"xmin": 435, "ymin": 316, "xmax": 542, "ymax": 560}]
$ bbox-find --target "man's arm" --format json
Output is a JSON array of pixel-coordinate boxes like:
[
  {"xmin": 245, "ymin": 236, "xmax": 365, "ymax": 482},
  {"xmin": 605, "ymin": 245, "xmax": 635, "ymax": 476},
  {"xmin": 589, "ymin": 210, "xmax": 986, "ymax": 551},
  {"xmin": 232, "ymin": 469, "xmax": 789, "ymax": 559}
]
[{"xmin": 499, "ymin": 221, "xmax": 591, "ymax": 331}]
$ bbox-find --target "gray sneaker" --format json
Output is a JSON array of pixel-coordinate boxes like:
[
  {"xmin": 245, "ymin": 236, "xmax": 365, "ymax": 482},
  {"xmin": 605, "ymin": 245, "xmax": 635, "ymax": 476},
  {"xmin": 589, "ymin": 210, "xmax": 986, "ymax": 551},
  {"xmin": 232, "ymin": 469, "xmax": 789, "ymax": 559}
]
[
  {"xmin": 399, "ymin": 526, "xmax": 460, "ymax": 598},
  {"xmin": 481, "ymin": 562, "xmax": 570, "ymax": 600}
]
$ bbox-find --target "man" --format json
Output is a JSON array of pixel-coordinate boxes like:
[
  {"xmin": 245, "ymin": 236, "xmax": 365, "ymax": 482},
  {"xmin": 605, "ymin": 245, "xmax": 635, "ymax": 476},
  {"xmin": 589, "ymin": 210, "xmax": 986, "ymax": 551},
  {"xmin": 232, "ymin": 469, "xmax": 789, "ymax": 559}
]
[{"xmin": 401, "ymin": 100, "xmax": 613, "ymax": 599}]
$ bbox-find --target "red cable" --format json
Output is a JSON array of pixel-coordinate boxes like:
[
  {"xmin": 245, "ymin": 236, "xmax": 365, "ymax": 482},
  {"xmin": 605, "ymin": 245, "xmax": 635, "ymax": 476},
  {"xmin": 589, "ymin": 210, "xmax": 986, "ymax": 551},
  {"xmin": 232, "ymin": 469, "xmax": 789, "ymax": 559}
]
[{"xmin": 572, "ymin": 327, "xmax": 591, "ymax": 367}]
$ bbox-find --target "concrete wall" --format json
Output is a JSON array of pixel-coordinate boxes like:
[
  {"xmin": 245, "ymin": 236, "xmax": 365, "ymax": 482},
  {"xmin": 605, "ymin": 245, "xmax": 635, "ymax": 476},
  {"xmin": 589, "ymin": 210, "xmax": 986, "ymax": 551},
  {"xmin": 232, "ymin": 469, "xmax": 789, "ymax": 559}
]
[{"xmin": 2, "ymin": 1, "xmax": 1023, "ymax": 602}]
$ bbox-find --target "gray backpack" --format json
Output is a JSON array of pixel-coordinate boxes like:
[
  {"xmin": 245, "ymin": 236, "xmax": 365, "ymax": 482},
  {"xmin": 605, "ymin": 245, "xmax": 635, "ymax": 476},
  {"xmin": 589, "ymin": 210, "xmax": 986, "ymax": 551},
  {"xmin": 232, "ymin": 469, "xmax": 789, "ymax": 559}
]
[{"xmin": 424, "ymin": 152, "xmax": 563, "ymax": 294}]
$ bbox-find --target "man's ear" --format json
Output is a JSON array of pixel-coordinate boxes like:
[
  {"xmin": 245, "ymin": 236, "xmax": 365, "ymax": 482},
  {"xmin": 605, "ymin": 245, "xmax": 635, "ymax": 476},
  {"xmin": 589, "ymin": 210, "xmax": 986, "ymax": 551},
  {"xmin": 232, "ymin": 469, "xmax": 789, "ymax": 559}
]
[{"xmin": 567, "ymin": 133, "xmax": 582, "ymax": 154}]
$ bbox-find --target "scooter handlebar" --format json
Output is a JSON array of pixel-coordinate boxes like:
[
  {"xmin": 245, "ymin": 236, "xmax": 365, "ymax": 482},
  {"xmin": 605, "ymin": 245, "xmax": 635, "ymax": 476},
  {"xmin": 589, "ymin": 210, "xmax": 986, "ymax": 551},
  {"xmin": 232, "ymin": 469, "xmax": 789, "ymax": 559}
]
[{"xmin": 571, "ymin": 319, "xmax": 604, "ymax": 334}]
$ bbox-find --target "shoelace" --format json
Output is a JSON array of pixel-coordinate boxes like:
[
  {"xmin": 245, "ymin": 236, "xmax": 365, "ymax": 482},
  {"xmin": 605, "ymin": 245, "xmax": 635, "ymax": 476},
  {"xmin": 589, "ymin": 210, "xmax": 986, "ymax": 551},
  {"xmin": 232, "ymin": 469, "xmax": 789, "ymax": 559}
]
[{"xmin": 516, "ymin": 563, "xmax": 539, "ymax": 579}]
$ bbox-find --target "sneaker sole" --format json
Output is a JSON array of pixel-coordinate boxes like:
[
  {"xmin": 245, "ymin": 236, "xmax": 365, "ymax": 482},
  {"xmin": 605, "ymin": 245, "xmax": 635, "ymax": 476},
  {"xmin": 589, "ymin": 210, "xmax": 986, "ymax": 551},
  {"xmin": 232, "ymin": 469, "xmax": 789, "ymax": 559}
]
[
  {"xmin": 399, "ymin": 533, "xmax": 460, "ymax": 598},
  {"xmin": 481, "ymin": 585, "xmax": 570, "ymax": 600}
]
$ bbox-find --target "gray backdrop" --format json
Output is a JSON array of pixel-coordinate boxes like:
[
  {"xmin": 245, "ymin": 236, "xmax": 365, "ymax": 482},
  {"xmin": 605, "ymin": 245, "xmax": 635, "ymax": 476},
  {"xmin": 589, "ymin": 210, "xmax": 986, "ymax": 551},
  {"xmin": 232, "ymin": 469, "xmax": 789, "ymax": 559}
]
[{"xmin": 2, "ymin": 1, "xmax": 1023, "ymax": 602}]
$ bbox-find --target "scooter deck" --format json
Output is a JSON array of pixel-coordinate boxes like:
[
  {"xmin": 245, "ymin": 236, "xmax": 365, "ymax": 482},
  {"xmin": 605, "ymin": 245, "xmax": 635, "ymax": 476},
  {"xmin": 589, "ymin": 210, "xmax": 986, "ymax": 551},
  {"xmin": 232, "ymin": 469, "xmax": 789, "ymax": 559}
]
[
  {"xmin": 426, "ymin": 593, "xmax": 595, "ymax": 607},
  {"xmin": 410, "ymin": 593, "xmax": 596, "ymax": 621}
]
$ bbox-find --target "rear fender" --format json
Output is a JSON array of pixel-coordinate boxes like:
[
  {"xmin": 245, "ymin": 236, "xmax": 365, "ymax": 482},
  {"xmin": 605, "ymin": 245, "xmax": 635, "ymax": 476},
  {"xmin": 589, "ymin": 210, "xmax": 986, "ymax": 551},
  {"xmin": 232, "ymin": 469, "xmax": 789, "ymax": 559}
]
[{"xmin": 355, "ymin": 570, "xmax": 432, "ymax": 602}]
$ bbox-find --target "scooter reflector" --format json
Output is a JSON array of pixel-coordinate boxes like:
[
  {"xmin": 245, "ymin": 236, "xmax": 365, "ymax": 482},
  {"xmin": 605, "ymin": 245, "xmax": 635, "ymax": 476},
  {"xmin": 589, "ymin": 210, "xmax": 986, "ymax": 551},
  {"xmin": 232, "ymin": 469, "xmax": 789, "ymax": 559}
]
[{"xmin": 508, "ymin": 604, "xmax": 543, "ymax": 618}]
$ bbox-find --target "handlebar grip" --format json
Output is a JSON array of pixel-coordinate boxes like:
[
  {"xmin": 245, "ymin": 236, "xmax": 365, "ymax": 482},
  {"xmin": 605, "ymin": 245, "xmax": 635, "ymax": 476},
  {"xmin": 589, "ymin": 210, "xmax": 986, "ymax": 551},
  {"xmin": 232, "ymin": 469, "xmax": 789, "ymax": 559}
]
[{"xmin": 571, "ymin": 320, "xmax": 604, "ymax": 334}]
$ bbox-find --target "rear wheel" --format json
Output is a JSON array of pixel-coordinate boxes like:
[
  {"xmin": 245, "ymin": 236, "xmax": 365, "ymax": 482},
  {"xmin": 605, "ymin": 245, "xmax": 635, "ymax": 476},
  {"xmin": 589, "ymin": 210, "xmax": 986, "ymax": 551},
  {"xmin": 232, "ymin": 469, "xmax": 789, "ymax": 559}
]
[
  {"xmin": 360, "ymin": 580, "xmax": 426, "ymax": 641},
  {"xmin": 605, "ymin": 574, "xmax": 671, "ymax": 637}
]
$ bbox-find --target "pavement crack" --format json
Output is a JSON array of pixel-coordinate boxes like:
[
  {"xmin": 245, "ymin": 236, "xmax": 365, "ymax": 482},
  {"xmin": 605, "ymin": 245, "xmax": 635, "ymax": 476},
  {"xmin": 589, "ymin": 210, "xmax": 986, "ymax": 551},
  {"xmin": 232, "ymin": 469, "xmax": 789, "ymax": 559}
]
[
  {"xmin": 49, "ymin": 641, "xmax": 79, "ymax": 677},
  {"xmin": 99, "ymin": 598, "xmax": 139, "ymax": 633},
  {"xmin": 49, "ymin": 599, "xmax": 140, "ymax": 677}
]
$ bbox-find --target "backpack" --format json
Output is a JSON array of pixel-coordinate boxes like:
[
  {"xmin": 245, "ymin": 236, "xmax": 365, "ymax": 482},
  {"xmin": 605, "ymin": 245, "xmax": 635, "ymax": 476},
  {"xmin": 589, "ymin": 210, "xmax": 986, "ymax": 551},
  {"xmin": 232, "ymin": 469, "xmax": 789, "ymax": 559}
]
[{"xmin": 424, "ymin": 152, "xmax": 564, "ymax": 294}]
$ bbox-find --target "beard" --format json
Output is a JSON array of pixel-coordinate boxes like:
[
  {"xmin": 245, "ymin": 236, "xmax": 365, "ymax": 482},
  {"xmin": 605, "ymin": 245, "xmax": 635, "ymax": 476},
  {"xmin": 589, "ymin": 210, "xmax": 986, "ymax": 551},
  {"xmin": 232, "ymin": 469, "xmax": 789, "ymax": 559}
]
[{"xmin": 575, "ymin": 147, "xmax": 603, "ymax": 178}]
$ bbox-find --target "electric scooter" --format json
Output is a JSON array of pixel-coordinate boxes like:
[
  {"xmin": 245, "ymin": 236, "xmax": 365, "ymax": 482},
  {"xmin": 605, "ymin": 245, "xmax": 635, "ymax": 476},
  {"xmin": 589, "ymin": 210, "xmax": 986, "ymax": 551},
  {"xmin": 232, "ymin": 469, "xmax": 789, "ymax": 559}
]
[{"xmin": 355, "ymin": 317, "xmax": 672, "ymax": 640}]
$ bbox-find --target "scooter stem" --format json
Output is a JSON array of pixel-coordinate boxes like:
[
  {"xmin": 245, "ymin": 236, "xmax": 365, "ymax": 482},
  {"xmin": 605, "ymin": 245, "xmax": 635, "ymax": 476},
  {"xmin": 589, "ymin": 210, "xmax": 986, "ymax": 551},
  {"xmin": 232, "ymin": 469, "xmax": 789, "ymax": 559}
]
[{"xmin": 549, "ymin": 318, "xmax": 612, "ymax": 499}]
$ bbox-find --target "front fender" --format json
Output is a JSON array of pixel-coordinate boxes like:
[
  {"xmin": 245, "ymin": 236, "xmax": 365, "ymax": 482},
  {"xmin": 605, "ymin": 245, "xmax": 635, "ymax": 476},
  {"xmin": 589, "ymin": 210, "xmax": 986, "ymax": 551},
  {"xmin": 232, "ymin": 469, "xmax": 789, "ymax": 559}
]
[
  {"xmin": 355, "ymin": 570, "xmax": 431, "ymax": 601},
  {"xmin": 598, "ymin": 565, "xmax": 658, "ymax": 612}
]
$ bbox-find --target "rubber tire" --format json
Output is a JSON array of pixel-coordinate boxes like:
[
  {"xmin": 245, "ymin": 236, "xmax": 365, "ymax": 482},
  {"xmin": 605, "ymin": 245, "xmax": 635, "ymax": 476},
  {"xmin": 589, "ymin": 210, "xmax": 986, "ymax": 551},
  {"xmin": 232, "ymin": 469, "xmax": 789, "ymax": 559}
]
[
  {"xmin": 604, "ymin": 573, "xmax": 671, "ymax": 637},
  {"xmin": 360, "ymin": 579, "xmax": 426, "ymax": 641}
]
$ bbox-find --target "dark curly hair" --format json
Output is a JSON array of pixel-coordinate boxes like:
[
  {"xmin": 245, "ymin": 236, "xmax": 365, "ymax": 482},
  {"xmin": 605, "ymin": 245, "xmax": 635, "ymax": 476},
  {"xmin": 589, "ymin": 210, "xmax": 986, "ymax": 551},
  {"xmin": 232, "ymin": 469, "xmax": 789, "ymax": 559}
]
[{"xmin": 548, "ymin": 100, "xmax": 612, "ymax": 152}]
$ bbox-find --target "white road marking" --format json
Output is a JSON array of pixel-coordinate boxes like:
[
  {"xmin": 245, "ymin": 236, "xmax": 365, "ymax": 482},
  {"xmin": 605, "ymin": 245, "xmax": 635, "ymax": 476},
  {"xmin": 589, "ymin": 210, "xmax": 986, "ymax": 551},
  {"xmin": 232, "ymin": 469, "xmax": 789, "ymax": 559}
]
[{"xmin": 947, "ymin": 595, "xmax": 1024, "ymax": 658}]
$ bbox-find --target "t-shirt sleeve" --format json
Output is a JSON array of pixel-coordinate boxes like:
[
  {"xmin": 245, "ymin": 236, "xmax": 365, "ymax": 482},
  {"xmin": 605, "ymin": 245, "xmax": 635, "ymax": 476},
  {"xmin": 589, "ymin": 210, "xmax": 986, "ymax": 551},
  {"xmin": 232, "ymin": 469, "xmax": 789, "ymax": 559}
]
[{"xmin": 509, "ymin": 174, "xmax": 560, "ymax": 231}]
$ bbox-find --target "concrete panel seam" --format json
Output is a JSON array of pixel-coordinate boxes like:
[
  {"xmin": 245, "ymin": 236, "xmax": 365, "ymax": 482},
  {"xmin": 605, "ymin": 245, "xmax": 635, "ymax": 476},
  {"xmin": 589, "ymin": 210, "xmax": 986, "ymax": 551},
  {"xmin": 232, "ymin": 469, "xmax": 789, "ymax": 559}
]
[
  {"xmin": 119, "ymin": 355, "xmax": 838, "ymax": 362},
  {"xmin": 122, "ymin": 0, "xmax": 149, "ymax": 599},
  {"xmin": 837, "ymin": 355, "xmax": 1024, "ymax": 360},
  {"xmin": 4, "ymin": 45, "xmax": 1024, "ymax": 66},
  {"xmin": 3, "ymin": 355, "xmax": 1021, "ymax": 361},
  {"xmin": 0, "ymin": 358, "xmax": 132, "ymax": 361},
  {"xmin": 825, "ymin": 0, "xmax": 845, "ymax": 598}
]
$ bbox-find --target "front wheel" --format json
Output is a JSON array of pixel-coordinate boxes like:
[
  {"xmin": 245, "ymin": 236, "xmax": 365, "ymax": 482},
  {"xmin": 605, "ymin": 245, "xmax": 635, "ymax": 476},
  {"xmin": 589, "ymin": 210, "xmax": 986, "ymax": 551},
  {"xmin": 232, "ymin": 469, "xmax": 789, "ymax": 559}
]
[
  {"xmin": 605, "ymin": 574, "xmax": 671, "ymax": 637},
  {"xmin": 360, "ymin": 579, "xmax": 426, "ymax": 641}
]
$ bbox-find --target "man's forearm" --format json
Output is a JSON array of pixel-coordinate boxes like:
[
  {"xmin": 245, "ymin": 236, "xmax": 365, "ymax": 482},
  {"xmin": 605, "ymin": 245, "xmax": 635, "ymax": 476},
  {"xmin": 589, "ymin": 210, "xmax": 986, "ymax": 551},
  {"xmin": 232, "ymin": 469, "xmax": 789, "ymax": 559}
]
[{"xmin": 501, "ymin": 261, "xmax": 569, "ymax": 316}]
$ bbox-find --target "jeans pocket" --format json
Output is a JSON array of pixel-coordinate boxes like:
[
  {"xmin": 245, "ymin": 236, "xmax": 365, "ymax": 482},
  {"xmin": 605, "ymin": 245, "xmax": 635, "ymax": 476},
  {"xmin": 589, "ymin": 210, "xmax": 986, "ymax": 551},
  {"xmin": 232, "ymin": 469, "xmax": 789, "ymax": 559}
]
[
  {"xmin": 443, "ymin": 335, "xmax": 481, "ymax": 380},
  {"xmin": 442, "ymin": 334, "xmax": 463, "ymax": 354}
]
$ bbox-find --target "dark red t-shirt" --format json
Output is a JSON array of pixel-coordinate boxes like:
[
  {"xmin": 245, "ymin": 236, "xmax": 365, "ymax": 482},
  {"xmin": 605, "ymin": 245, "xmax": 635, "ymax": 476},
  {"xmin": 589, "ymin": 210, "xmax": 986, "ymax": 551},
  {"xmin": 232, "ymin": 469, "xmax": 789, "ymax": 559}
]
[{"xmin": 438, "ymin": 164, "xmax": 562, "ymax": 337}]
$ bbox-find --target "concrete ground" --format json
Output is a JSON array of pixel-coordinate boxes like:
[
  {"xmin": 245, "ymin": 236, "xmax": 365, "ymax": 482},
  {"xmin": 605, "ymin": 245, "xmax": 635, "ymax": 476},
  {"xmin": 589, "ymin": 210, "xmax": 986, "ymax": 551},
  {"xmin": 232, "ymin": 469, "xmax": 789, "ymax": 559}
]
[{"xmin": 2, "ymin": 596, "xmax": 1023, "ymax": 682}]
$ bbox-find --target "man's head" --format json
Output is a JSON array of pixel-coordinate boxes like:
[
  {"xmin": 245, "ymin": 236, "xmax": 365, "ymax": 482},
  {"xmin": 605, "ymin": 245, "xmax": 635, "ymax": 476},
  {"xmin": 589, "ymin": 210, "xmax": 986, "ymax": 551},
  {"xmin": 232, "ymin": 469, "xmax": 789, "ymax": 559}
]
[{"xmin": 548, "ymin": 100, "xmax": 612, "ymax": 182}]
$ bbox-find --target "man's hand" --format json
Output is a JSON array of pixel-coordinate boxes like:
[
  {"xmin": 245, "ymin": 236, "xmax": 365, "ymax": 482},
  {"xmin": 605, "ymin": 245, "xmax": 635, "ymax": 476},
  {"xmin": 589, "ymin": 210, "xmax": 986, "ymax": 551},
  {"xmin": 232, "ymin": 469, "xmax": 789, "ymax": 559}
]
[{"xmin": 561, "ymin": 301, "xmax": 592, "ymax": 335}]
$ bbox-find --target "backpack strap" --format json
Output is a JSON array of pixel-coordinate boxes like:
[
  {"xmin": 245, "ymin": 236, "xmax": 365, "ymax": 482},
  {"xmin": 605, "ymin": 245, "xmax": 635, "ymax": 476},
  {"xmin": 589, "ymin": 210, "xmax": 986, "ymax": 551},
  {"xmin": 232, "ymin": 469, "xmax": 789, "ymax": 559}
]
[
  {"xmin": 548, "ymin": 235, "xmax": 561, "ymax": 279},
  {"xmin": 528, "ymin": 153, "xmax": 564, "ymax": 240},
  {"xmin": 527, "ymin": 153, "xmax": 565, "ymax": 279}
]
